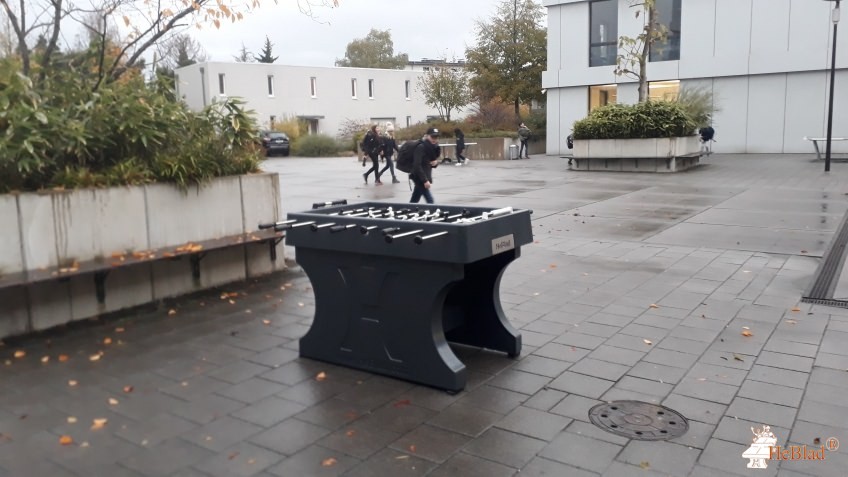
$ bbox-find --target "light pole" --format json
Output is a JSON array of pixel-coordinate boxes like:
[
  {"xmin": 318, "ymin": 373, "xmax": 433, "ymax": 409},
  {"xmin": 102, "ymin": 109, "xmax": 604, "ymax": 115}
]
[{"xmin": 825, "ymin": 0, "xmax": 841, "ymax": 172}]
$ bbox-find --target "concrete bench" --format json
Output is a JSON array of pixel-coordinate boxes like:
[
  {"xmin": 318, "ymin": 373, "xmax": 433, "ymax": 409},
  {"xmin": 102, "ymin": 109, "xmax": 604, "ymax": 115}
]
[
  {"xmin": 439, "ymin": 143, "xmax": 478, "ymax": 163},
  {"xmin": 0, "ymin": 230, "xmax": 284, "ymax": 306},
  {"xmin": 804, "ymin": 136, "xmax": 848, "ymax": 160}
]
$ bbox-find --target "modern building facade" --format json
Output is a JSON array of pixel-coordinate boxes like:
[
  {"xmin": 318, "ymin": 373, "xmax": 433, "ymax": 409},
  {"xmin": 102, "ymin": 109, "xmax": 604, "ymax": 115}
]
[
  {"xmin": 543, "ymin": 0, "xmax": 848, "ymax": 155},
  {"xmin": 175, "ymin": 62, "xmax": 453, "ymax": 136}
]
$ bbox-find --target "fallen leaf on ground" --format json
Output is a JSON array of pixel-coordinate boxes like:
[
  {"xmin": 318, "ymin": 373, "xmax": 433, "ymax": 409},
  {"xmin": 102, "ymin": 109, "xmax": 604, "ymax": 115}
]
[
  {"xmin": 345, "ymin": 430, "xmax": 356, "ymax": 437},
  {"xmin": 791, "ymin": 307, "xmax": 801, "ymax": 312},
  {"xmin": 58, "ymin": 354, "xmax": 69, "ymax": 362},
  {"xmin": 696, "ymin": 378, "xmax": 707, "ymax": 381},
  {"xmin": 13, "ymin": 350, "xmax": 25, "ymax": 358},
  {"xmin": 227, "ymin": 452, "xmax": 240, "ymax": 460},
  {"xmin": 103, "ymin": 337, "xmax": 112, "ymax": 345},
  {"xmin": 108, "ymin": 398, "xmax": 119, "ymax": 405},
  {"xmin": 89, "ymin": 353, "xmax": 102, "ymax": 362},
  {"xmin": 298, "ymin": 302, "xmax": 305, "ymax": 307},
  {"xmin": 316, "ymin": 372, "xmax": 327, "ymax": 381},
  {"xmin": 262, "ymin": 319, "xmax": 271, "ymax": 325},
  {"xmin": 167, "ymin": 309, "xmax": 177, "ymax": 316},
  {"xmin": 640, "ymin": 461, "xmax": 650, "ymax": 469},
  {"xmin": 91, "ymin": 418, "xmax": 108, "ymax": 430},
  {"xmin": 741, "ymin": 330, "xmax": 753, "ymax": 337},
  {"xmin": 801, "ymin": 250, "xmax": 808, "ymax": 254},
  {"xmin": 115, "ymin": 327, "xmax": 125, "ymax": 333},
  {"xmin": 247, "ymin": 458, "xmax": 255, "ymax": 464},
  {"xmin": 228, "ymin": 299, "xmax": 236, "ymax": 305},
  {"xmin": 245, "ymin": 309, "xmax": 252, "ymax": 314},
  {"xmin": 643, "ymin": 339, "xmax": 652, "ymax": 345},
  {"xmin": 79, "ymin": 441, "xmax": 89, "ymax": 448},
  {"xmin": 814, "ymin": 437, "xmax": 821, "ymax": 445},
  {"xmin": 649, "ymin": 304, "xmax": 659, "ymax": 309},
  {"xmin": 59, "ymin": 435, "xmax": 73, "ymax": 446},
  {"xmin": 41, "ymin": 356, "xmax": 49, "ymax": 363},
  {"xmin": 123, "ymin": 386, "xmax": 134, "ymax": 393},
  {"xmin": 67, "ymin": 416, "xmax": 77, "ymax": 424},
  {"xmin": 732, "ymin": 353, "xmax": 745, "ymax": 362},
  {"xmin": 395, "ymin": 455, "xmax": 409, "ymax": 460},
  {"xmin": 786, "ymin": 319, "xmax": 797, "ymax": 325},
  {"xmin": 321, "ymin": 457, "xmax": 338, "ymax": 467},
  {"xmin": 393, "ymin": 399, "xmax": 411, "ymax": 408},
  {"xmin": 68, "ymin": 380, "xmax": 78, "ymax": 387},
  {"xmin": 408, "ymin": 444, "xmax": 417, "ymax": 452}
]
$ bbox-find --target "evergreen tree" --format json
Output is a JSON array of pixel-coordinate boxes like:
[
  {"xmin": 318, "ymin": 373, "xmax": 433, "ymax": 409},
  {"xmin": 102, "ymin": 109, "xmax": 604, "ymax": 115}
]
[{"xmin": 254, "ymin": 36, "xmax": 279, "ymax": 63}]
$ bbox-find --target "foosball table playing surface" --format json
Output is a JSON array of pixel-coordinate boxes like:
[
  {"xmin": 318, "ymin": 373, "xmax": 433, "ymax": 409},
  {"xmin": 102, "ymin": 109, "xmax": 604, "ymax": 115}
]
[{"xmin": 271, "ymin": 200, "xmax": 534, "ymax": 392}]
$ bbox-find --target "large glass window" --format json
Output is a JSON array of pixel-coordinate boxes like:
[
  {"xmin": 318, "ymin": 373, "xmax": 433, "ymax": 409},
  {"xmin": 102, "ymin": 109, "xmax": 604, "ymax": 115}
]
[
  {"xmin": 589, "ymin": 84, "xmax": 617, "ymax": 111},
  {"xmin": 590, "ymin": 0, "xmax": 618, "ymax": 67},
  {"xmin": 650, "ymin": 0, "xmax": 681, "ymax": 62},
  {"xmin": 648, "ymin": 80, "xmax": 680, "ymax": 101}
]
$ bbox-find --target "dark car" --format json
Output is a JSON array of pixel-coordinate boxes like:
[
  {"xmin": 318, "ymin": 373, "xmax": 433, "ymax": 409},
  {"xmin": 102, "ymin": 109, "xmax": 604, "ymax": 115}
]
[{"xmin": 259, "ymin": 131, "xmax": 290, "ymax": 157}]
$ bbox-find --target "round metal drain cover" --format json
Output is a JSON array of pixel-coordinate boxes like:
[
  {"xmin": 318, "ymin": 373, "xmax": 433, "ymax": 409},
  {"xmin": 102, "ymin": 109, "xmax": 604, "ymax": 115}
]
[{"xmin": 588, "ymin": 400, "xmax": 689, "ymax": 441}]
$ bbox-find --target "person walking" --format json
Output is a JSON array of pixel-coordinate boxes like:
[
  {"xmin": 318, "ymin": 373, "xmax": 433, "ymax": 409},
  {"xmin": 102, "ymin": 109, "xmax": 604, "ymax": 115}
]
[
  {"xmin": 362, "ymin": 124, "xmax": 383, "ymax": 185},
  {"xmin": 453, "ymin": 127, "xmax": 468, "ymax": 166},
  {"xmin": 518, "ymin": 122, "xmax": 531, "ymax": 159},
  {"xmin": 379, "ymin": 122, "xmax": 401, "ymax": 183},
  {"xmin": 410, "ymin": 127, "xmax": 441, "ymax": 204}
]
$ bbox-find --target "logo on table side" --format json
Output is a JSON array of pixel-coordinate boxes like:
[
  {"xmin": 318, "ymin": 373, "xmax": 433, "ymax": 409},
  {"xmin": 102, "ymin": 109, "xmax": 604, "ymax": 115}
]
[
  {"xmin": 491, "ymin": 234, "xmax": 514, "ymax": 255},
  {"xmin": 742, "ymin": 424, "xmax": 839, "ymax": 469}
]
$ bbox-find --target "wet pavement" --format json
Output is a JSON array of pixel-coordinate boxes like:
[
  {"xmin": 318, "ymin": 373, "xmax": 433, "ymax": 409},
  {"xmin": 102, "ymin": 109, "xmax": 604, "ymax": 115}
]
[{"xmin": 2, "ymin": 153, "xmax": 848, "ymax": 476}]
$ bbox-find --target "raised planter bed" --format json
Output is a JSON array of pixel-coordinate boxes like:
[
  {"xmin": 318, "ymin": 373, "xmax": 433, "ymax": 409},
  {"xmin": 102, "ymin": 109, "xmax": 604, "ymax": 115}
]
[
  {"xmin": 0, "ymin": 173, "xmax": 285, "ymax": 339},
  {"xmin": 570, "ymin": 136, "xmax": 702, "ymax": 173}
]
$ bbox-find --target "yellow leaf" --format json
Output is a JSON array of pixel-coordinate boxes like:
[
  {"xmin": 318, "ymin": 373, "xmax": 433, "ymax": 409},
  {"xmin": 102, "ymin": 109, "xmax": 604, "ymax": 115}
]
[
  {"xmin": 316, "ymin": 371, "xmax": 327, "ymax": 381},
  {"xmin": 321, "ymin": 457, "xmax": 337, "ymax": 467},
  {"xmin": 91, "ymin": 418, "xmax": 108, "ymax": 429},
  {"xmin": 67, "ymin": 416, "xmax": 77, "ymax": 424},
  {"xmin": 123, "ymin": 385, "xmax": 134, "ymax": 393},
  {"xmin": 298, "ymin": 302, "xmax": 305, "ymax": 307},
  {"xmin": 161, "ymin": 8, "xmax": 174, "ymax": 17},
  {"xmin": 13, "ymin": 350, "xmax": 25, "ymax": 359},
  {"xmin": 262, "ymin": 320, "xmax": 271, "ymax": 325},
  {"xmin": 59, "ymin": 435, "xmax": 74, "ymax": 446},
  {"xmin": 741, "ymin": 330, "xmax": 753, "ymax": 337},
  {"xmin": 649, "ymin": 304, "xmax": 659, "ymax": 309},
  {"xmin": 168, "ymin": 309, "xmax": 177, "ymax": 316},
  {"xmin": 786, "ymin": 319, "xmax": 797, "ymax": 325},
  {"xmin": 213, "ymin": 19, "xmax": 221, "ymax": 29},
  {"xmin": 41, "ymin": 356, "xmax": 50, "ymax": 363},
  {"xmin": 345, "ymin": 429, "xmax": 356, "ymax": 437},
  {"xmin": 408, "ymin": 444, "xmax": 417, "ymax": 452},
  {"xmin": 115, "ymin": 327, "xmax": 125, "ymax": 333},
  {"xmin": 108, "ymin": 398, "xmax": 119, "ymax": 405},
  {"xmin": 103, "ymin": 337, "xmax": 112, "ymax": 345},
  {"xmin": 58, "ymin": 354, "xmax": 69, "ymax": 362},
  {"xmin": 732, "ymin": 353, "xmax": 745, "ymax": 362},
  {"xmin": 791, "ymin": 307, "xmax": 801, "ymax": 312},
  {"xmin": 640, "ymin": 461, "xmax": 650, "ymax": 469},
  {"xmin": 89, "ymin": 353, "xmax": 101, "ymax": 361},
  {"xmin": 68, "ymin": 380, "xmax": 78, "ymax": 387},
  {"xmin": 123, "ymin": 15, "xmax": 131, "ymax": 26}
]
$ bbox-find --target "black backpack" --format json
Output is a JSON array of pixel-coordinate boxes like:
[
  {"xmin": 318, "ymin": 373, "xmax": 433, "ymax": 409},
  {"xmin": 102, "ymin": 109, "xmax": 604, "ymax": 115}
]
[{"xmin": 395, "ymin": 140, "xmax": 422, "ymax": 173}]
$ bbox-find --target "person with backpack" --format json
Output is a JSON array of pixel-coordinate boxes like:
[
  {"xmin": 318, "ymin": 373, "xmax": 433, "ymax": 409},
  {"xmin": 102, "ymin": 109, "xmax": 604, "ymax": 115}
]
[
  {"xmin": 378, "ymin": 122, "xmax": 401, "ymax": 183},
  {"xmin": 361, "ymin": 124, "xmax": 383, "ymax": 185},
  {"xmin": 518, "ymin": 122, "xmax": 531, "ymax": 159},
  {"xmin": 409, "ymin": 127, "xmax": 441, "ymax": 204},
  {"xmin": 453, "ymin": 127, "xmax": 468, "ymax": 166}
]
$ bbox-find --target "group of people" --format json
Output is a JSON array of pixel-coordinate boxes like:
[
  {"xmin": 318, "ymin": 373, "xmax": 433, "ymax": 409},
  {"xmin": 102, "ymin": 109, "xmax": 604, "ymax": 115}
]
[{"xmin": 358, "ymin": 121, "xmax": 531, "ymax": 204}]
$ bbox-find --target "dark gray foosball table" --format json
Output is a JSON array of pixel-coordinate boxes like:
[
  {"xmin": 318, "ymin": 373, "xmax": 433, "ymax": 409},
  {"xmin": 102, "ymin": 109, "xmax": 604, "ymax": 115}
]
[{"xmin": 265, "ymin": 200, "xmax": 533, "ymax": 392}]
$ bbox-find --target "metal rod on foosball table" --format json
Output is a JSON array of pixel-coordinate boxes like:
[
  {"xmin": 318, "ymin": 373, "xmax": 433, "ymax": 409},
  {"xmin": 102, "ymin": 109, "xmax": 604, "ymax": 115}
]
[
  {"xmin": 258, "ymin": 219, "xmax": 297, "ymax": 230},
  {"xmin": 413, "ymin": 231, "xmax": 449, "ymax": 244},
  {"xmin": 330, "ymin": 224, "xmax": 357, "ymax": 233},
  {"xmin": 385, "ymin": 229, "xmax": 424, "ymax": 243},
  {"xmin": 360, "ymin": 225, "xmax": 378, "ymax": 234},
  {"xmin": 291, "ymin": 221, "xmax": 316, "ymax": 228},
  {"xmin": 310, "ymin": 222, "xmax": 337, "ymax": 231},
  {"xmin": 312, "ymin": 199, "xmax": 348, "ymax": 209}
]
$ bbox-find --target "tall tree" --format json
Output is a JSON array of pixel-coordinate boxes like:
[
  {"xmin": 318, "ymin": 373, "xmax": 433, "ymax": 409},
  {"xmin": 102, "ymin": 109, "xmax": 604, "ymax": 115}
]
[
  {"xmin": 614, "ymin": 0, "xmax": 668, "ymax": 102},
  {"xmin": 417, "ymin": 63, "xmax": 472, "ymax": 122},
  {"xmin": 335, "ymin": 29, "xmax": 408, "ymax": 69},
  {"xmin": 465, "ymin": 0, "xmax": 546, "ymax": 120},
  {"xmin": 254, "ymin": 36, "xmax": 279, "ymax": 63},
  {"xmin": 233, "ymin": 43, "xmax": 255, "ymax": 62},
  {"xmin": 160, "ymin": 33, "xmax": 207, "ymax": 70}
]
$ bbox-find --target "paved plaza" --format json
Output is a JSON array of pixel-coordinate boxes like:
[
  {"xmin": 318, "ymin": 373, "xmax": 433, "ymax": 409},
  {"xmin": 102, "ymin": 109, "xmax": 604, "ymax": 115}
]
[{"xmin": 2, "ymin": 152, "xmax": 848, "ymax": 477}]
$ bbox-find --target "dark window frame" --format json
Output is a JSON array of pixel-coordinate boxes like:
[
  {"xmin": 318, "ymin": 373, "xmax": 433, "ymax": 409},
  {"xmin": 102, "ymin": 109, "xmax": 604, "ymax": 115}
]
[
  {"xmin": 589, "ymin": 0, "xmax": 618, "ymax": 67},
  {"xmin": 649, "ymin": 0, "xmax": 681, "ymax": 62}
]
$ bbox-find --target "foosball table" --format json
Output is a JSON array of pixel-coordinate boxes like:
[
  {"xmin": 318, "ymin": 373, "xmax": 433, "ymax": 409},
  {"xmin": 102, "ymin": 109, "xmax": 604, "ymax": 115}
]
[{"xmin": 262, "ymin": 200, "xmax": 534, "ymax": 392}]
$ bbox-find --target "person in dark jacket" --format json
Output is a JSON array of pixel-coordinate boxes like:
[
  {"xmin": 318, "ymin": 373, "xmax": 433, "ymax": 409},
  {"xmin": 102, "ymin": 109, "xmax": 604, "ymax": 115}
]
[
  {"xmin": 362, "ymin": 125, "xmax": 383, "ymax": 185},
  {"xmin": 379, "ymin": 122, "xmax": 401, "ymax": 183},
  {"xmin": 453, "ymin": 128, "xmax": 468, "ymax": 166},
  {"xmin": 410, "ymin": 127, "xmax": 441, "ymax": 204},
  {"xmin": 517, "ymin": 122, "xmax": 531, "ymax": 159}
]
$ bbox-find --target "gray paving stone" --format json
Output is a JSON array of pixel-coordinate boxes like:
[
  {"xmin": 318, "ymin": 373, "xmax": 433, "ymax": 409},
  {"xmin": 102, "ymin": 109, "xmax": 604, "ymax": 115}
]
[
  {"xmin": 662, "ymin": 394, "xmax": 727, "ymax": 425},
  {"xmin": 613, "ymin": 376, "xmax": 674, "ymax": 397},
  {"xmin": 586, "ymin": 345, "xmax": 646, "ymax": 366},
  {"xmin": 643, "ymin": 347, "xmax": 700, "ymax": 369},
  {"xmin": 494, "ymin": 405, "xmax": 571, "ymax": 441},
  {"xmin": 215, "ymin": 378, "xmax": 287, "ymax": 405},
  {"xmin": 539, "ymin": 431, "xmax": 622, "ymax": 474},
  {"xmin": 548, "ymin": 371, "xmax": 615, "ymax": 399},
  {"xmin": 462, "ymin": 427, "xmax": 547, "ymax": 468},
  {"xmin": 698, "ymin": 349, "xmax": 756, "ymax": 370},
  {"xmin": 796, "ymin": 400, "xmax": 848, "ymax": 427},
  {"xmin": 426, "ymin": 452, "xmax": 515, "ymax": 477},
  {"xmin": 316, "ymin": 422, "xmax": 401, "ymax": 460},
  {"xmin": 160, "ymin": 376, "xmax": 232, "ymax": 402},
  {"xmin": 586, "ymin": 312, "xmax": 635, "ymax": 328},
  {"xmin": 356, "ymin": 401, "xmax": 436, "ymax": 435},
  {"xmin": 738, "ymin": 380, "xmax": 805, "ymax": 408},
  {"xmin": 553, "ymin": 332, "xmax": 607, "ymax": 350},
  {"xmin": 763, "ymin": 340, "xmax": 820, "ymax": 359},
  {"xmin": 230, "ymin": 396, "xmax": 308, "ymax": 428},
  {"xmin": 564, "ymin": 419, "xmax": 629, "ymax": 446},
  {"xmin": 726, "ymin": 397, "xmax": 797, "ymax": 429},
  {"xmin": 620, "ymin": 323, "xmax": 672, "ymax": 342},
  {"xmin": 550, "ymin": 394, "xmax": 602, "ymax": 423},
  {"xmin": 810, "ymin": 367, "xmax": 848, "ymax": 389},
  {"xmin": 249, "ymin": 418, "xmax": 332, "ymax": 456},
  {"xmin": 748, "ymin": 365, "xmax": 810, "ymax": 389},
  {"xmin": 521, "ymin": 457, "xmax": 600, "ymax": 477},
  {"xmin": 569, "ymin": 358, "xmax": 631, "ymax": 382},
  {"xmin": 119, "ymin": 438, "xmax": 216, "ymax": 477},
  {"xmin": 523, "ymin": 388, "xmax": 568, "ymax": 412},
  {"xmin": 182, "ymin": 416, "xmax": 264, "ymax": 453},
  {"xmin": 487, "ymin": 369, "xmax": 551, "ymax": 395},
  {"xmin": 787, "ymin": 420, "xmax": 848, "ymax": 449},
  {"xmin": 191, "ymin": 442, "xmax": 283, "ymax": 477},
  {"xmin": 814, "ymin": 352, "xmax": 848, "ymax": 370},
  {"xmin": 207, "ymin": 362, "xmax": 272, "ymax": 385},
  {"xmin": 343, "ymin": 447, "xmax": 435, "ymax": 477},
  {"xmin": 265, "ymin": 444, "xmax": 360, "ymax": 477},
  {"xmin": 572, "ymin": 322, "xmax": 622, "ymax": 338},
  {"xmin": 602, "ymin": 333, "xmax": 662, "ymax": 352},
  {"xmin": 669, "ymin": 419, "xmax": 714, "ymax": 450},
  {"xmin": 115, "ymin": 412, "xmax": 198, "ymax": 446},
  {"xmin": 428, "ymin": 403, "xmax": 504, "ymax": 437},
  {"xmin": 712, "ymin": 415, "xmax": 790, "ymax": 446},
  {"xmin": 617, "ymin": 440, "xmax": 699, "ymax": 476},
  {"xmin": 512, "ymin": 355, "xmax": 573, "ymax": 377},
  {"xmin": 276, "ymin": 377, "xmax": 353, "ymax": 405},
  {"xmin": 674, "ymin": 377, "xmax": 740, "ymax": 404},
  {"xmin": 169, "ymin": 394, "xmax": 246, "ymax": 425},
  {"xmin": 294, "ymin": 397, "xmax": 370, "ymax": 430},
  {"xmin": 457, "ymin": 384, "xmax": 527, "ymax": 414},
  {"xmin": 819, "ymin": 331, "xmax": 848, "ymax": 356},
  {"xmin": 627, "ymin": 361, "xmax": 688, "ymax": 384},
  {"xmin": 667, "ymin": 325, "xmax": 721, "ymax": 343},
  {"xmin": 698, "ymin": 438, "xmax": 772, "ymax": 477}
]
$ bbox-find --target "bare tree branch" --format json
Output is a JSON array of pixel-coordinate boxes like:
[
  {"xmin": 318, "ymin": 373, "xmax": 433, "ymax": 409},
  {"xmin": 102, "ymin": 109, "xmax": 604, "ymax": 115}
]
[
  {"xmin": 37, "ymin": 0, "xmax": 64, "ymax": 85},
  {"xmin": 0, "ymin": 0, "xmax": 31, "ymax": 74}
]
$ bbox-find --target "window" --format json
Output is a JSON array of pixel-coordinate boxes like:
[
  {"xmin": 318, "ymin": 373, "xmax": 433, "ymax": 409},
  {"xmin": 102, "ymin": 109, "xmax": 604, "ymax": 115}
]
[
  {"xmin": 648, "ymin": 80, "xmax": 680, "ymax": 101},
  {"xmin": 267, "ymin": 75, "xmax": 274, "ymax": 96},
  {"xmin": 423, "ymin": 66, "xmax": 430, "ymax": 72},
  {"xmin": 368, "ymin": 79, "xmax": 374, "ymax": 99},
  {"xmin": 310, "ymin": 77, "xmax": 317, "ymax": 97},
  {"xmin": 174, "ymin": 74, "xmax": 180, "ymax": 97},
  {"xmin": 650, "ymin": 0, "xmax": 681, "ymax": 62},
  {"xmin": 406, "ymin": 116, "xmax": 412, "ymax": 128},
  {"xmin": 589, "ymin": 84, "xmax": 617, "ymax": 111},
  {"xmin": 351, "ymin": 78, "xmax": 357, "ymax": 98},
  {"xmin": 589, "ymin": 0, "xmax": 618, "ymax": 67},
  {"xmin": 218, "ymin": 73, "xmax": 225, "ymax": 94},
  {"xmin": 404, "ymin": 80, "xmax": 410, "ymax": 99}
]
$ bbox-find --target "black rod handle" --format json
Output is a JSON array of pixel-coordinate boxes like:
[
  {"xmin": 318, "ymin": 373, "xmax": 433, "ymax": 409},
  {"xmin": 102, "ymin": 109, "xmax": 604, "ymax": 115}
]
[
  {"xmin": 385, "ymin": 229, "xmax": 424, "ymax": 243},
  {"xmin": 360, "ymin": 225, "xmax": 379, "ymax": 234},
  {"xmin": 414, "ymin": 231, "xmax": 449, "ymax": 244},
  {"xmin": 381, "ymin": 227, "xmax": 401, "ymax": 236},
  {"xmin": 312, "ymin": 199, "xmax": 347, "ymax": 209},
  {"xmin": 330, "ymin": 224, "xmax": 357, "ymax": 233},
  {"xmin": 310, "ymin": 222, "xmax": 336, "ymax": 231},
  {"xmin": 258, "ymin": 219, "xmax": 296, "ymax": 230}
]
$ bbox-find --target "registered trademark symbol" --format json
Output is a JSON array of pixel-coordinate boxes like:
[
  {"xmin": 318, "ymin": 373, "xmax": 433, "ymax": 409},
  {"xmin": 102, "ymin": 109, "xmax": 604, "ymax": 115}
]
[{"xmin": 826, "ymin": 437, "xmax": 839, "ymax": 451}]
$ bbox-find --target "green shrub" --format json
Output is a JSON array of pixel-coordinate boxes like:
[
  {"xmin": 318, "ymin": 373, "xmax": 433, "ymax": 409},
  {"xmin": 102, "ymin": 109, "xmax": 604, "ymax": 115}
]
[
  {"xmin": 674, "ymin": 86, "xmax": 718, "ymax": 129},
  {"xmin": 572, "ymin": 101, "xmax": 696, "ymax": 140},
  {"xmin": 271, "ymin": 116, "xmax": 307, "ymax": 142},
  {"xmin": 0, "ymin": 59, "xmax": 261, "ymax": 193},
  {"xmin": 292, "ymin": 134, "xmax": 345, "ymax": 157}
]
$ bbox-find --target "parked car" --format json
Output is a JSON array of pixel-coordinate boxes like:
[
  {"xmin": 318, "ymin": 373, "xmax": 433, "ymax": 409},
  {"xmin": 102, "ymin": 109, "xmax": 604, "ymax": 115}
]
[{"xmin": 259, "ymin": 131, "xmax": 290, "ymax": 156}]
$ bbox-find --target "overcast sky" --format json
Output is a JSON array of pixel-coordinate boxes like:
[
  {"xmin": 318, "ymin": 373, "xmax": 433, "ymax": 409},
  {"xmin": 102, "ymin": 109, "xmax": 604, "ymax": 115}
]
[{"xmin": 189, "ymin": 0, "xmax": 502, "ymax": 66}]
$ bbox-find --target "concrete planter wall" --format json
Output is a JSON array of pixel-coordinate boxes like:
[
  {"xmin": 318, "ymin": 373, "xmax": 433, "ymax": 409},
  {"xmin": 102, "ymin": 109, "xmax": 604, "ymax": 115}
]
[
  {"xmin": 440, "ymin": 137, "xmax": 546, "ymax": 160},
  {"xmin": 571, "ymin": 136, "xmax": 702, "ymax": 173},
  {"xmin": 0, "ymin": 173, "xmax": 284, "ymax": 339}
]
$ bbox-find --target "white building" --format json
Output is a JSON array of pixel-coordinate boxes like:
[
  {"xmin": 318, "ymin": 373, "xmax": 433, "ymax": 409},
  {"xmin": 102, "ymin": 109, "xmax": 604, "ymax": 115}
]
[
  {"xmin": 175, "ymin": 62, "xmax": 451, "ymax": 136},
  {"xmin": 405, "ymin": 58, "xmax": 467, "ymax": 72},
  {"xmin": 543, "ymin": 0, "xmax": 848, "ymax": 155}
]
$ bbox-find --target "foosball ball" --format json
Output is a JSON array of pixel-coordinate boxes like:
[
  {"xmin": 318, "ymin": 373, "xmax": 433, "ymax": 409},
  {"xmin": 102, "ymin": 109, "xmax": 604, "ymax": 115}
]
[{"xmin": 261, "ymin": 200, "xmax": 534, "ymax": 392}]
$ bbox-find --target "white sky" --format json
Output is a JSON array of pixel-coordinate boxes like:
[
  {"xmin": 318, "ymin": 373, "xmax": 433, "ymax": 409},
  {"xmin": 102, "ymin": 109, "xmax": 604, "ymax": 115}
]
[{"xmin": 188, "ymin": 0, "xmax": 499, "ymax": 66}]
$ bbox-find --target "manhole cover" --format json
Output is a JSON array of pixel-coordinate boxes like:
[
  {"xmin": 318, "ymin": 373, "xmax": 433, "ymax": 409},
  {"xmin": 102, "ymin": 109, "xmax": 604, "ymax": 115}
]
[{"xmin": 588, "ymin": 400, "xmax": 688, "ymax": 441}]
